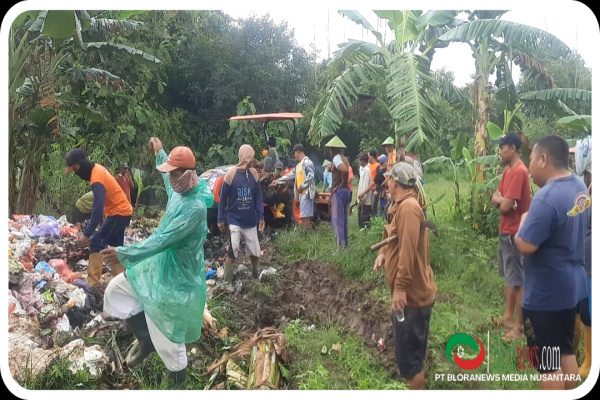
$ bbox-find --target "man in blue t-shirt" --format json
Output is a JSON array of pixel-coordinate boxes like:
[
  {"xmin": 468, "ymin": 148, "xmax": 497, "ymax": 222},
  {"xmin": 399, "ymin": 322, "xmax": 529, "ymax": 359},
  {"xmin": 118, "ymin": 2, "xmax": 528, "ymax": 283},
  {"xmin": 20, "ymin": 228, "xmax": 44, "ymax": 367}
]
[
  {"xmin": 515, "ymin": 135, "xmax": 590, "ymax": 390},
  {"xmin": 218, "ymin": 144, "xmax": 265, "ymax": 282}
]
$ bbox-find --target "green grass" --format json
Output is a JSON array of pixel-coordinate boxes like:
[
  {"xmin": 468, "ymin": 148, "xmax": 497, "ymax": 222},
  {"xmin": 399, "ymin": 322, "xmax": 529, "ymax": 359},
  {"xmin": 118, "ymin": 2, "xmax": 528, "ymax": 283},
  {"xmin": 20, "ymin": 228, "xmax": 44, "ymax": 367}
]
[{"xmin": 284, "ymin": 320, "xmax": 406, "ymax": 390}]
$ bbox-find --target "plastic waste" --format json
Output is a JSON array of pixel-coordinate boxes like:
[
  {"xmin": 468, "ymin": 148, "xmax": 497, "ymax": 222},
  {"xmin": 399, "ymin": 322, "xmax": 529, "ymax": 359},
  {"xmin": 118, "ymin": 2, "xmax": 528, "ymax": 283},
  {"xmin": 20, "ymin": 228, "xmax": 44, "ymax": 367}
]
[
  {"xmin": 49, "ymin": 259, "xmax": 82, "ymax": 284},
  {"xmin": 30, "ymin": 215, "xmax": 60, "ymax": 238},
  {"xmin": 259, "ymin": 267, "xmax": 278, "ymax": 281},
  {"xmin": 56, "ymin": 314, "xmax": 71, "ymax": 332},
  {"xmin": 206, "ymin": 269, "xmax": 217, "ymax": 280}
]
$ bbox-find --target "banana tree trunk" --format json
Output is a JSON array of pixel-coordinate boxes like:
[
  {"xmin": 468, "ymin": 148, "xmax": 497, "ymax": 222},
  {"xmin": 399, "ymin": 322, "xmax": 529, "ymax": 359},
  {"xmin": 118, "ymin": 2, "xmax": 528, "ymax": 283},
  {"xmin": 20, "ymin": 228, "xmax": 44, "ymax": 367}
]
[{"xmin": 473, "ymin": 75, "xmax": 490, "ymax": 184}]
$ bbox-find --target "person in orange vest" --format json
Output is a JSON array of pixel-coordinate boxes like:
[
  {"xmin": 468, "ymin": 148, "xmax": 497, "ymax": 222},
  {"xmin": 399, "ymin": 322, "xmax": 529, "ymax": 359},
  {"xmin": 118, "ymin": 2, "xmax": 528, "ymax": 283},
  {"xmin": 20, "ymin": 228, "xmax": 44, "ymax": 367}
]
[
  {"xmin": 64, "ymin": 148, "xmax": 132, "ymax": 286},
  {"xmin": 271, "ymin": 144, "xmax": 315, "ymax": 229}
]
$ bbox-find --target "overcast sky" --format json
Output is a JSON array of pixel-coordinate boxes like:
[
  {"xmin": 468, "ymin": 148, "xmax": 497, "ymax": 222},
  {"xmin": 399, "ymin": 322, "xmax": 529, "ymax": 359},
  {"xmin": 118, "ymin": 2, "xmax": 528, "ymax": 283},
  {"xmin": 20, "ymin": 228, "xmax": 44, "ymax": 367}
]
[{"xmin": 224, "ymin": 3, "xmax": 597, "ymax": 87}]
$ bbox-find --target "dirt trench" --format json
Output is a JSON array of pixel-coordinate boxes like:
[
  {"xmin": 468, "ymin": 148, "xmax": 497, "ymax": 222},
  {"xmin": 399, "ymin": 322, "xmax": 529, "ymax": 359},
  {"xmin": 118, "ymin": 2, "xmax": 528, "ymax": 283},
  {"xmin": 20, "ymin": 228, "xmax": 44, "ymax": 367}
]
[{"xmin": 227, "ymin": 260, "xmax": 399, "ymax": 378}]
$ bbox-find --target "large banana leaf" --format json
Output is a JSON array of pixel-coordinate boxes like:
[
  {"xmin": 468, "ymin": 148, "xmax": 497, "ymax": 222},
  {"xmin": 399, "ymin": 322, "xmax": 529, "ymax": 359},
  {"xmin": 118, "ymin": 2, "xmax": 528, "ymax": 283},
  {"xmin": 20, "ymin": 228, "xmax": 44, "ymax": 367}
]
[
  {"xmin": 67, "ymin": 67, "xmax": 124, "ymax": 84},
  {"xmin": 375, "ymin": 10, "xmax": 420, "ymax": 49},
  {"xmin": 27, "ymin": 11, "xmax": 47, "ymax": 32},
  {"xmin": 438, "ymin": 79, "xmax": 473, "ymax": 109},
  {"xmin": 41, "ymin": 11, "xmax": 77, "ymax": 38},
  {"xmin": 90, "ymin": 18, "xmax": 144, "ymax": 34},
  {"xmin": 13, "ymin": 11, "xmax": 40, "ymax": 29},
  {"xmin": 439, "ymin": 19, "xmax": 570, "ymax": 58},
  {"xmin": 415, "ymin": 10, "xmax": 457, "ymax": 30},
  {"xmin": 386, "ymin": 53, "xmax": 437, "ymax": 150},
  {"xmin": 9, "ymin": 30, "xmax": 33, "ymax": 94},
  {"xmin": 308, "ymin": 62, "xmax": 383, "ymax": 143},
  {"xmin": 329, "ymin": 40, "xmax": 380, "ymax": 74},
  {"xmin": 519, "ymin": 88, "xmax": 591, "ymax": 104},
  {"xmin": 85, "ymin": 42, "xmax": 162, "ymax": 65},
  {"xmin": 338, "ymin": 10, "xmax": 383, "ymax": 46},
  {"xmin": 511, "ymin": 50, "xmax": 556, "ymax": 88},
  {"xmin": 558, "ymin": 115, "xmax": 591, "ymax": 131},
  {"xmin": 494, "ymin": 53, "xmax": 517, "ymax": 109},
  {"xmin": 486, "ymin": 122, "xmax": 503, "ymax": 140}
]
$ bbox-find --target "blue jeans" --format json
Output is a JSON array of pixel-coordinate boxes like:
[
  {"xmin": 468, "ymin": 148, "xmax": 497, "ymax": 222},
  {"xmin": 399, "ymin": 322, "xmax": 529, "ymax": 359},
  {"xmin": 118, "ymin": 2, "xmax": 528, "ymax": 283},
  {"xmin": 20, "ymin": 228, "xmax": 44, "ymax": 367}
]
[{"xmin": 90, "ymin": 215, "xmax": 131, "ymax": 253}]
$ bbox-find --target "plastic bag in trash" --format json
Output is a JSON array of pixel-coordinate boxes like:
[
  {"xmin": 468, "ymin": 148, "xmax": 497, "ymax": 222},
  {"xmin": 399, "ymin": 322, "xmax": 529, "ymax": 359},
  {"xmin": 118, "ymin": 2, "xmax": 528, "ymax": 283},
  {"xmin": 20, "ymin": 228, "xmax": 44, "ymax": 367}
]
[
  {"xmin": 8, "ymin": 293, "xmax": 25, "ymax": 315},
  {"xmin": 34, "ymin": 261, "xmax": 56, "ymax": 276},
  {"xmin": 67, "ymin": 288, "xmax": 87, "ymax": 309},
  {"xmin": 259, "ymin": 267, "xmax": 278, "ymax": 281},
  {"xmin": 34, "ymin": 261, "xmax": 56, "ymax": 290},
  {"xmin": 206, "ymin": 269, "xmax": 217, "ymax": 280},
  {"xmin": 60, "ymin": 339, "xmax": 109, "ymax": 377},
  {"xmin": 49, "ymin": 259, "xmax": 82, "ymax": 284},
  {"xmin": 58, "ymin": 215, "xmax": 69, "ymax": 227},
  {"xmin": 30, "ymin": 216, "xmax": 60, "ymax": 238},
  {"xmin": 56, "ymin": 314, "xmax": 71, "ymax": 332}
]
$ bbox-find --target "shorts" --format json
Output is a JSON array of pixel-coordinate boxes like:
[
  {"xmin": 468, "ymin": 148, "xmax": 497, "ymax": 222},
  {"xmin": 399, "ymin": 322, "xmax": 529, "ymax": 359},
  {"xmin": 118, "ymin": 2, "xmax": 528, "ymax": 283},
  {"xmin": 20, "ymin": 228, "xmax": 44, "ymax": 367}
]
[
  {"xmin": 498, "ymin": 234, "xmax": 524, "ymax": 287},
  {"xmin": 392, "ymin": 305, "xmax": 433, "ymax": 379},
  {"xmin": 227, "ymin": 224, "xmax": 261, "ymax": 259},
  {"xmin": 522, "ymin": 307, "xmax": 576, "ymax": 373},
  {"xmin": 299, "ymin": 196, "xmax": 314, "ymax": 218}
]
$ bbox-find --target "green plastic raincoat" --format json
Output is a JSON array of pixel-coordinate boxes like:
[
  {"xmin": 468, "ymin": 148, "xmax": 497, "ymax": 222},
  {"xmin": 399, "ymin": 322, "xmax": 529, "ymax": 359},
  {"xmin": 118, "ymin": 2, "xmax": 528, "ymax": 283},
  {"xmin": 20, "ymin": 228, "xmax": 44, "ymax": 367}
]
[{"xmin": 116, "ymin": 149, "xmax": 214, "ymax": 344}]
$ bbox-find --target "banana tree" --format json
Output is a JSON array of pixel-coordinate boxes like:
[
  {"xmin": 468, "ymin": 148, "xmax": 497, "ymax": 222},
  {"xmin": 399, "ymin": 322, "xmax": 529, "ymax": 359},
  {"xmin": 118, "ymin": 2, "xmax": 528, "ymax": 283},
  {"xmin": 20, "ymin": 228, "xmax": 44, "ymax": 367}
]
[
  {"xmin": 439, "ymin": 15, "xmax": 571, "ymax": 182},
  {"xmin": 309, "ymin": 10, "xmax": 463, "ymax": 151}
]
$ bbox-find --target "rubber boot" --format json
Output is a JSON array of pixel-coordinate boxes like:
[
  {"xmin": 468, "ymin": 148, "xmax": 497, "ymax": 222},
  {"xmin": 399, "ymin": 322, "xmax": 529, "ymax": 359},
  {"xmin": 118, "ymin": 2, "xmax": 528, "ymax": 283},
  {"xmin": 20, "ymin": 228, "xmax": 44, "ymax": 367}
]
[
  {"xmin": 224, "ymin": 259, "xmax": 235, "ymax": 283},
  {"xmin": 124, "ymin": 312, "xmax": 156, "ymax": 368},
  {"xmin": 250, "ymin": 257, "xmax": 259, "ymax": 279},
  {"xmin": 87, "ymin": 253, "xmax": 104, "ymax": 286},
  {"xmin": 169, "ymin": 368, "xmax": 187, "ymax": 389},
  {"xmin": 579, "ymin": 324, "xmax": 592, "ymax": 379}
]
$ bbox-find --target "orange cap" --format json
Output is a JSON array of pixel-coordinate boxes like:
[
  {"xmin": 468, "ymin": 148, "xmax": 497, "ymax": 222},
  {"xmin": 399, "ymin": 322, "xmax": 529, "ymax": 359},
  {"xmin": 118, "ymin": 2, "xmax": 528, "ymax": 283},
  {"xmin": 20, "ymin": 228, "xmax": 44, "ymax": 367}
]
[{"xmin": 157, "ymin": 146, "xmax": 196, "ymax": 172}]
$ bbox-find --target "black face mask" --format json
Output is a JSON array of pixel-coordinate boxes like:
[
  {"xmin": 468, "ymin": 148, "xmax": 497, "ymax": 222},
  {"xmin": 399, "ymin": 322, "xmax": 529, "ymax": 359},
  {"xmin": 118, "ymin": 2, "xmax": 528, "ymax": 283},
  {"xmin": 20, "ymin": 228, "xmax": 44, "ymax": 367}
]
[{"xmin": 75, "ymin": 161, "xmax": 95, "ymax": 181}]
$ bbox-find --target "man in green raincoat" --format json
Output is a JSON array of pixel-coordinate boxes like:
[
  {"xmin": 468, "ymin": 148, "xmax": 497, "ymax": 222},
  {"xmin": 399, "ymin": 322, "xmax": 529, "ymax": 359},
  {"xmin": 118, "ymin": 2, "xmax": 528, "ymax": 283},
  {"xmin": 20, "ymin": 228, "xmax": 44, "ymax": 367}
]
[{"xmin": 101, "ymin": 137, "xmax": 214, "ymax": 388}]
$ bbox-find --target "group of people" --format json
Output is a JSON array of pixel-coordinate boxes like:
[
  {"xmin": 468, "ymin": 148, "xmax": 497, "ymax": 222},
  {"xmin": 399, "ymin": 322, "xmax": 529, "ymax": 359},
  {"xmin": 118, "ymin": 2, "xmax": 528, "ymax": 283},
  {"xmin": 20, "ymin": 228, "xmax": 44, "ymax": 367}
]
[
  {"xmin": 492, "ymin": 133, "xmax": 592, "ymax": 389},
  {"xmin": 61, "ymin": 130, "xmax": 591, "ymax": 390}
]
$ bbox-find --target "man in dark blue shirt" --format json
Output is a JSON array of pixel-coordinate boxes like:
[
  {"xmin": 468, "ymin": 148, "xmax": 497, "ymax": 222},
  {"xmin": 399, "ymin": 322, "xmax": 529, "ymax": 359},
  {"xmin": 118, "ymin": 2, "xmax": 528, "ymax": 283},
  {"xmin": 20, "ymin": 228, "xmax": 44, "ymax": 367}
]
[
  {"xmin": 515, "ymin": 135, "xmax": 590, "ymax": 390},
  {"xmin": 218, "ymin": 144, "xmax": 265, "ymax": 282}
]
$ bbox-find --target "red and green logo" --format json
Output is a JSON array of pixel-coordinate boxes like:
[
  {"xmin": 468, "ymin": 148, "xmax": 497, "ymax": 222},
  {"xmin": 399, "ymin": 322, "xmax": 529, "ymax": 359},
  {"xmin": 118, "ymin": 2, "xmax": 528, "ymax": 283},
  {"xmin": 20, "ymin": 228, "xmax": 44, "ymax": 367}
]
[{"xmin": 446, "ymin": 333, "xmax": 485, "ymax": 370}]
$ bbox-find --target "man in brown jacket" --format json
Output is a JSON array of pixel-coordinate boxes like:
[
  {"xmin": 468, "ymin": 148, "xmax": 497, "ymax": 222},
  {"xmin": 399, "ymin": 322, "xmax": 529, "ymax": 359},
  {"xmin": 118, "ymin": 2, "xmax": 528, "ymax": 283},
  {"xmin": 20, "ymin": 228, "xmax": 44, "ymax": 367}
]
[{"xmin": 373, "ymin": 162, "xmax": 437, "ymax": 389}]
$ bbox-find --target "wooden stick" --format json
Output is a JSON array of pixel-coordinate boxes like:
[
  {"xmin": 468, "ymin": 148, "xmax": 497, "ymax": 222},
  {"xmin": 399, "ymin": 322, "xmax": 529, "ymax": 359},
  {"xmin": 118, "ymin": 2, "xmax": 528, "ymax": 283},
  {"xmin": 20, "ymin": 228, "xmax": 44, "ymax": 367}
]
[{"xmin": 370, "ymin": 235, "xmax": 397, "ymax": 251}]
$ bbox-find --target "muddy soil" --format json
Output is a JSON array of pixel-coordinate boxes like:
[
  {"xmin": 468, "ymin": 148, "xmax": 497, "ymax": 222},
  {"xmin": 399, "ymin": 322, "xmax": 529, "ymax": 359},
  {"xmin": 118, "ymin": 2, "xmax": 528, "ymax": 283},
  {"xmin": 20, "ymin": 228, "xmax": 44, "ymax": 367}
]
[{"xmin": 226, "ymin": 259, "xmax": 399, "ymax": 378}]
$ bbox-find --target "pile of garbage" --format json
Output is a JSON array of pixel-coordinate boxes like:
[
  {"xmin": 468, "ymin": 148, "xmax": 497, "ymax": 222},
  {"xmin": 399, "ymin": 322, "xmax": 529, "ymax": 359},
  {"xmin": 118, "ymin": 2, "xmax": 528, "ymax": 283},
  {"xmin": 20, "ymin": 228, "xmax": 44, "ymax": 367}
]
[
  {"xmin": 8, "ymin": 215, "xmax": 117, "ymax": 380},
  {"xmin": 8, "ymin": 213, "xmax": 284, "ymax": 387},
  {"xmin": 7, "ymin": 214, "xmax": 169, "ymax": 381}
]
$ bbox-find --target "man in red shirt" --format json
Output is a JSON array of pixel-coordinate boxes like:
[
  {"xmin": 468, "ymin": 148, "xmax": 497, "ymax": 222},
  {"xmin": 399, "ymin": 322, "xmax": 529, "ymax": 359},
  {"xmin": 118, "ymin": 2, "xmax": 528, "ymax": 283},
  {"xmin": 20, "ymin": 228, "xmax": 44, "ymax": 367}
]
[
  {"xmin": 491, "ymin": 132, "xmax": 531, "ymax": 340},
  {"xmin": 115, "ymin": 164, "xmax": 134, "ymax": 205}
]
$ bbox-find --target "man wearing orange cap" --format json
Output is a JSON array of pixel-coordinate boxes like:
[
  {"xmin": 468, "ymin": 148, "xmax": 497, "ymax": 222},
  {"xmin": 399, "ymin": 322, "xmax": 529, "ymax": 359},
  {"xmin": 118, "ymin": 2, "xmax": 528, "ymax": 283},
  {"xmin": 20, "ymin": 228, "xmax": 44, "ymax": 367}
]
[
  {"xmin": 64, "ymin": 148, "xmax": 132, "ymax": 285},
  {"xmin": 100, "ymin": 137, "xmax": 214, "ymax": 388}
]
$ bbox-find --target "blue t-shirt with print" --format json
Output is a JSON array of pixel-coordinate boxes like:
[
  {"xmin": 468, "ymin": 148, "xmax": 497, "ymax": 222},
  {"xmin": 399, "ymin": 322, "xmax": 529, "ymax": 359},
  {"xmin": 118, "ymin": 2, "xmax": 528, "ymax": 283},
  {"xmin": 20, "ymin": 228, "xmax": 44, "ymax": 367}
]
[
  {"xmin": 217, "ymin": 170, "xmax": 264, "ymax": 229},
  {"xmin": 518, "ymin": 175, "xmax": 590, "ymax": 311}
]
